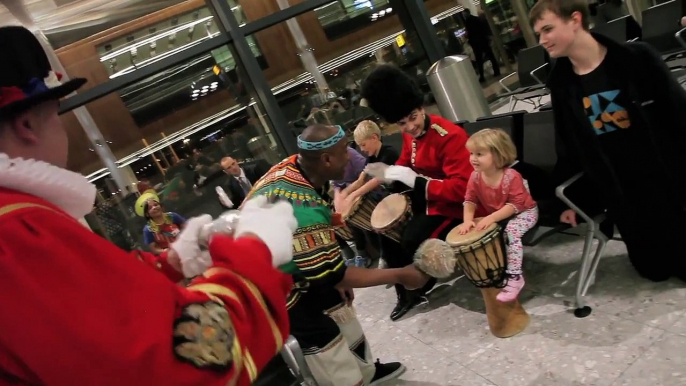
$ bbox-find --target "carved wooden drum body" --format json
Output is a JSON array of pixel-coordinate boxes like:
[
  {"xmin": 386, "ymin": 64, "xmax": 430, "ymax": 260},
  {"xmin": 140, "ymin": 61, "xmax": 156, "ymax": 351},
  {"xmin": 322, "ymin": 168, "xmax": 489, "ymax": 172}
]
[
  {"xmin": 342, "ymin": 195, "xmax": 379, "ymax": 232},
  {"xmin": 446, "ymin": 221, "xmax": 530, "ymax": 338}
]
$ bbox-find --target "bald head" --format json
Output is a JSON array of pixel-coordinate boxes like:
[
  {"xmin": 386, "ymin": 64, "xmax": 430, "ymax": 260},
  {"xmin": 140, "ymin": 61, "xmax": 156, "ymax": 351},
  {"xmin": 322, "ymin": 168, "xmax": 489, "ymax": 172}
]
[
  {"xmin": 297, "ymin": 124, "xmax": 350, "ymax": 182},
  {"xmin": 300, "ymin": 124, "xmax": 339, "ymax": 142},
  {"xmin": 299, "ymin": 124, "xmax": 341, "ymax": 159},
  {"xmin": 221, "ymin": 156, "xmax": 241, "ymax": 176}
]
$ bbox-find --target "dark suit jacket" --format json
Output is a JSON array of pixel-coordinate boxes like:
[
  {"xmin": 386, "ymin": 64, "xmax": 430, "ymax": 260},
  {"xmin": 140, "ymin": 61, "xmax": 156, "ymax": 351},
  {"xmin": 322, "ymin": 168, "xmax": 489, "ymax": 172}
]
[
  {"xmin": 196, "ymin": 159, "xmax": 273, "ymax": 212},
  {"xmin": 241, "ymin": 159, "xmax": 272, "ymax": 185}
]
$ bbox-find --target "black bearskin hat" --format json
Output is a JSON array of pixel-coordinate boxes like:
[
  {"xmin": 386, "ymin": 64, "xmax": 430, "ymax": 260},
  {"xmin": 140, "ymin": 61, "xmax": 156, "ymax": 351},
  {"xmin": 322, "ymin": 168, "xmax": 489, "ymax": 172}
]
[{"xmin": 360, "ymin": 64, "xmax": 424, "ymax": 123}]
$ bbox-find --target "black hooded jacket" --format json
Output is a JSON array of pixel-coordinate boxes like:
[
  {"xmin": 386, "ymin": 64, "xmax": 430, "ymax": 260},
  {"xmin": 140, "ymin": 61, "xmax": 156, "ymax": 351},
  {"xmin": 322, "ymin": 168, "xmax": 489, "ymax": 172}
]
[{"xmin": 549, "ymin": 32, "xmax": 686, "ymax": 215}]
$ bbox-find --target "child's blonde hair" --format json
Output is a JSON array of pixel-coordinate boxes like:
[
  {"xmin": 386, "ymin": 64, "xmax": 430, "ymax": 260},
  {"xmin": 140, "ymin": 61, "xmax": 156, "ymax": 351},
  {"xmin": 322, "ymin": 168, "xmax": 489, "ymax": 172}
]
[
  {"xmin": 354, "ymin": 120, "xmax": 381, "ymax": 143},
  {"xmin": 466, "ymin": 128, "xmax": 517, "ymax": 169}
]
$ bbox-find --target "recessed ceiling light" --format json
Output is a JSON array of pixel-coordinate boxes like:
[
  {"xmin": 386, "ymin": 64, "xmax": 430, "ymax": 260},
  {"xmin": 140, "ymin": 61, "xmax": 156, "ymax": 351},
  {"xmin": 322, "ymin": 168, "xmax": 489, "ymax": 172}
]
[
  {"xmin": 379, "ymin": 10, "xmax": 385, "ymax": 16},
  {"xmin": 211, "ymin": 82, "xmax": 218, "ymax": 86},
  {"xmin": 386, "ymin": 7, "xmax": 392, "ymax": 12}
]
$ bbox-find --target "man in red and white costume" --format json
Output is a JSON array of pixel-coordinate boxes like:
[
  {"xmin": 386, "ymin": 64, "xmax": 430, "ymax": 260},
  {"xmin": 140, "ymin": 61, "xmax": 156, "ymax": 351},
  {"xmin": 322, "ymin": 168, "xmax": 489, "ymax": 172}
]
[
  {"xmin": 0, "ymin": 26, "xmax": 297, "ymax": 385},
  {"xmin": 361, "ymin": 64, "xmax": 474, "ymax": 320}
]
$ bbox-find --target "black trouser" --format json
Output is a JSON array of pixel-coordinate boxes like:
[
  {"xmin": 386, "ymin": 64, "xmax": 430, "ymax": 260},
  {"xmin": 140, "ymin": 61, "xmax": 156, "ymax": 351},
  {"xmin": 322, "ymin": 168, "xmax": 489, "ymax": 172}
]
[
  {"xmin": 350, "ymin": 226, "xmax": 368, "ymax": 253},
  {"xmin": 611, "ymin": 195, "xmax": 686, "ymax": 282},
  {"xmin": 472, "ymin": 43, "xmax": 500, "ymax": 80}
]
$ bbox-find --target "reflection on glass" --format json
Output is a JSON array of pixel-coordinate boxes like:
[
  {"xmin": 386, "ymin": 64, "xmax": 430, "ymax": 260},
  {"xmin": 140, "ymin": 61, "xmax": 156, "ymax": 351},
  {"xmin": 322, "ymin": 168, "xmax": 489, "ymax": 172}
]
[
  {"xmin": 249, "ymin": 0, "xmax": 430, "ymax": 142},
  {"xmin": 65, "ymin": 44, "xmax": 285, "ymax": 252},
  {"xmin": 485, "ymin": 0, "xmax": 527, "ymax": 58},
  {"xmin": 95, "ymin": 6, "xmax": 253, "ymax": 79}
]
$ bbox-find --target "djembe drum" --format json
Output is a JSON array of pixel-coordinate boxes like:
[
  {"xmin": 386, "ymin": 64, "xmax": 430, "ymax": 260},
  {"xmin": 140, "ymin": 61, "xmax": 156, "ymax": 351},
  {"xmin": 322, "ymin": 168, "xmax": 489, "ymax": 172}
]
[
  {"xmin": 341, "ymin": 195, "xmax": 379, "ymax": 232},
  {"xmin": 444, "ymin": 221, "xmax": 530, "ymax": 338},
  {"xmin": 370, "ymin": 194, "xmax": 413, "ymax": 242}
]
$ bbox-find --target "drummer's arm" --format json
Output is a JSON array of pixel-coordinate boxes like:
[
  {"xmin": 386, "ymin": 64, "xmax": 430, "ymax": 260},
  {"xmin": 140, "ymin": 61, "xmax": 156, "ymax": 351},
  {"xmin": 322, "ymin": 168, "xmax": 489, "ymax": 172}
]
[{"xmin": 338, "ymin": 266, "xmax": 421, "ymax": 289}]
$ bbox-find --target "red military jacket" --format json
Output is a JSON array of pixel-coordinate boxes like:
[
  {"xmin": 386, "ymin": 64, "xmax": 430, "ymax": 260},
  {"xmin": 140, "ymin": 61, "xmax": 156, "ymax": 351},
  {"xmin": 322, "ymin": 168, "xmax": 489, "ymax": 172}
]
[
  {"xmin": 396, "ymin": 114, "xmax": 473, "ymax": 218},
  {"xmin": 0, "ymin": 187, "xmax": 292, "ymax": 386}
]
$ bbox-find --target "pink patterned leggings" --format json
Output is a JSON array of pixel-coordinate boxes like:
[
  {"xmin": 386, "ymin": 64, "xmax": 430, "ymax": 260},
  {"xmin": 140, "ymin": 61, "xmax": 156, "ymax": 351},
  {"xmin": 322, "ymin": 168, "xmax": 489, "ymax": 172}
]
[{"xmin": 504, "ymin": 207, "xmax": 539, "ymax": 275}]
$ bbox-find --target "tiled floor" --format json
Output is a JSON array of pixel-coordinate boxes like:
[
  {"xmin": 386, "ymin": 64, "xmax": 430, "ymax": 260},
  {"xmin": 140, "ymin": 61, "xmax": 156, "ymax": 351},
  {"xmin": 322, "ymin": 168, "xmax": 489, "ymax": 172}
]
[{"xmin": 353, "ymin": 230, "xmax": 686, "ymax": 385}]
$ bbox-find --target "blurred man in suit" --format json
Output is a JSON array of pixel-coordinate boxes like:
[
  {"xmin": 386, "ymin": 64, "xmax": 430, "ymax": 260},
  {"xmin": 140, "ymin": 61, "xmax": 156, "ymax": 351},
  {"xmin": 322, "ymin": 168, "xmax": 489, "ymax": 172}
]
[{"xmin": 221, "ymin": 156, "xmax": 271, "ymax": 193}]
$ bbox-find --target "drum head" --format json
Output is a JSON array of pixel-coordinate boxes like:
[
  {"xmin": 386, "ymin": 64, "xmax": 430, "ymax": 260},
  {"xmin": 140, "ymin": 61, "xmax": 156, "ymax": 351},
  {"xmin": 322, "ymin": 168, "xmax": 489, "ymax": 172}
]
[
  {"xmin": 446, "ymin": 218, "xmax": 498, "ymax": 247},
  {"xmin": 370, "ymin": 194, "xmax": 408, "ymax": 229}
]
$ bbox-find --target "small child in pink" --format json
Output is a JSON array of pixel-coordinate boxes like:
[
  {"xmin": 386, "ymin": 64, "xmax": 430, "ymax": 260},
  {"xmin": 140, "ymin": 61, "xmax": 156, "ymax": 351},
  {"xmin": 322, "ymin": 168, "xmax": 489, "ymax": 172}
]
[{"xmin": 455, "ymin": 129, "xmax": 538, "ymax": 302}]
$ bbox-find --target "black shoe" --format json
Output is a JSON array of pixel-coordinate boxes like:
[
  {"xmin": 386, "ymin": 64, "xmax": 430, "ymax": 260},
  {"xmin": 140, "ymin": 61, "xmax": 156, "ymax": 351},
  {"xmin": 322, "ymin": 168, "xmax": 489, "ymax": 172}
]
[
  {"xmin": 370, "ymin": 359, "xmax": 406, "ymax": 385},
  {"xmin": 390, "ymin": 285, "xmax": 424, "ymax": 321}
]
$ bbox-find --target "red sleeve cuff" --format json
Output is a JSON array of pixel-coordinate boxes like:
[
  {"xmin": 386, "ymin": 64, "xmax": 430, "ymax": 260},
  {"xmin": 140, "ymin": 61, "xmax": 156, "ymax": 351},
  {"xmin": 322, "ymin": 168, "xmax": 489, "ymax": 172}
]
[{"xmin": 136, "ymin": 251, "xmax": 185, "ymax": 283}]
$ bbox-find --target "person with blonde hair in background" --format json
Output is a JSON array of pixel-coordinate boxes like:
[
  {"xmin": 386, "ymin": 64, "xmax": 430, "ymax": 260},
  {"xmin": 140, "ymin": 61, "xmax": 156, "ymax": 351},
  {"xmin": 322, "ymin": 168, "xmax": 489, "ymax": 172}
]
[{"xmin": 337, "ymin": 120, "xmax": 402, "ymax": 269}]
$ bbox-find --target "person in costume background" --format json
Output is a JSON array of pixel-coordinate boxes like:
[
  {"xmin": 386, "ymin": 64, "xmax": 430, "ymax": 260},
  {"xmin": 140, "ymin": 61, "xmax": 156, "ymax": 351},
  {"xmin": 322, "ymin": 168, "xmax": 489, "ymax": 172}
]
[
  {"xmin": 360, "ymin": 64, "xmax": 474, "ymax": 321},
  {"xmin": 0, "ymin": 25, "xmax": 297, "ymax": 385},
  {"xmin": 142, "ymin": 198, "xmax": 187, "ymax": 254}
]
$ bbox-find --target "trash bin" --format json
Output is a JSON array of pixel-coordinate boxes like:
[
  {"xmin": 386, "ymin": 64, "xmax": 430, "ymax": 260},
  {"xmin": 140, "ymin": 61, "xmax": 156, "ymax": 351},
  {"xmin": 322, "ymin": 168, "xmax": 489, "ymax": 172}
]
[{"xmin": 426, "ymin": 55, "xmax": 491, "ymax": 123}]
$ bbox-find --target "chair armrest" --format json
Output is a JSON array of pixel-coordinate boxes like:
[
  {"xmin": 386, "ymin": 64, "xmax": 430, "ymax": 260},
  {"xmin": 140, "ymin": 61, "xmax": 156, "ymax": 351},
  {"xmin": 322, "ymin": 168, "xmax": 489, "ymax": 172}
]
[
  {"xmin": 499, "ymin": 72, "xmax": 517, "ymax": 93},
  {"xmin": 677, "ymin": 27, "xmax": 686, "ymax": 50},
  {"xmin": 529, "ymin": 63, "xmax": 549, "ymax": 85},
  {"xmin": 555, "ymin": 172, "xmax": 594, "ymax": 225}
]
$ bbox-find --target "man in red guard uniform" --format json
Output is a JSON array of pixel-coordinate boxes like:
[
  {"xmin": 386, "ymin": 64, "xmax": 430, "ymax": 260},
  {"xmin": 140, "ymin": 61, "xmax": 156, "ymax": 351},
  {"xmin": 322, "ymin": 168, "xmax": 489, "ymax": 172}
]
[
  {"xmin": 361, "ymin": 64, "xmax": 474, "ymax": 320},
  {"xmin": 0, "ymin": 26, "xmax": 296, "ymax": 385}
]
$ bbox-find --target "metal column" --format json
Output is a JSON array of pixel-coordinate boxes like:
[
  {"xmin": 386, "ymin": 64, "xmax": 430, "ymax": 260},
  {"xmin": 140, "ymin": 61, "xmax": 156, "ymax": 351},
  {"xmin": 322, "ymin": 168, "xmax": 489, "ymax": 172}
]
[
  {"xmin": 208, "ymin": 0, "xmax": 298, "ymax": 155},
  {"xmin": 481, "ymin": 1, "xmax": 514, "ymax": 74},
  {"xmin": 510, "ymin": 0, "xmax": 538, "ymax": 47},
  {"xmin": 397, "ymin": 0, "xmax": 446, "ymax": 63},
  {"xmin": 275, "ymin": 0, "xmax": 330, "ymax": 99}
]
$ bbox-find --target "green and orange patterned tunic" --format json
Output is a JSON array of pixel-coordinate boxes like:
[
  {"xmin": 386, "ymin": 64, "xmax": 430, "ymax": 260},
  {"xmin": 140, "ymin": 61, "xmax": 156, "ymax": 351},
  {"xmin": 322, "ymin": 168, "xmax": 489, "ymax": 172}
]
[{"xmin": 245, "ymin": 155, "xmax": 347, "ymax": 310}]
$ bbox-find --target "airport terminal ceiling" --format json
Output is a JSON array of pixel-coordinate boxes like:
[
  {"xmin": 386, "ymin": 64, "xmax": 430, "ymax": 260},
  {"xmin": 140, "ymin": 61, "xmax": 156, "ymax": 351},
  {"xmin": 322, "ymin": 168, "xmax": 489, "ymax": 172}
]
[
  {"xmin": 0, "ymin": 0, "xmax": 188, "ymax": 48},
  {"xmin": 2, "ymin": 0, "xmax": 462, "ymax": 178}
]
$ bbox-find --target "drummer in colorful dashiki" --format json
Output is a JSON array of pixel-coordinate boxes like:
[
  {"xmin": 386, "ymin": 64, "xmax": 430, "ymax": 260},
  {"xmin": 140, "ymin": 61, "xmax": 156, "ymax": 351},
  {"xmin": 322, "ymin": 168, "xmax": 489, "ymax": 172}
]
[
  {"xmin": 360, "ymin": 64, "xmax": 475, "ymax": 321},
  {"xmin": 243, "ymin": 123, "xmax": 429, "ymax": 386}
]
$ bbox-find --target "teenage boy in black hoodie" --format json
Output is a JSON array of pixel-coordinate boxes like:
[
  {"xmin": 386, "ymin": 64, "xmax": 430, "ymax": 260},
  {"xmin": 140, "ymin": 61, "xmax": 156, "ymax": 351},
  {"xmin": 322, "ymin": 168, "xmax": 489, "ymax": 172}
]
[{"xmin": 530, "ymin": 0, "xmax": 686, "ymax": 281}]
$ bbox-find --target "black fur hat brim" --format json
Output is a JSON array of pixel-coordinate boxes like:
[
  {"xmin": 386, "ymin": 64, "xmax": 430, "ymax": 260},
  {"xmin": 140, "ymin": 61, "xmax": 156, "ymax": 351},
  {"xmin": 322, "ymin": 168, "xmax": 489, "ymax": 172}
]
[{"xmin": 361, "ymin": 64, "xmax": 424, "ymax": 123}]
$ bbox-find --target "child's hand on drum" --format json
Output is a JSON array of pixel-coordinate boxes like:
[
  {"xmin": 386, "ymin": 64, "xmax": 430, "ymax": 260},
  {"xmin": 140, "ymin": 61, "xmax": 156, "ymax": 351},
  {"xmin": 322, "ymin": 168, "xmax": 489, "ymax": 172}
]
[
  {"xmin": 456, "ymin": 221, "xmax": 475, "ymax": 235},
  {"xmin": 476, "ymin": 217, "xmax": 494, "ymax": 231}
]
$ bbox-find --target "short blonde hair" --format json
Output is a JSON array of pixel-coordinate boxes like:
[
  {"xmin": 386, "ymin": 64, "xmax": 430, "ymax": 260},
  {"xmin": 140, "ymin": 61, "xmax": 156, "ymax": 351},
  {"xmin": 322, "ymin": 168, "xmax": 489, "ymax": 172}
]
[
  {"xmin": 466, "ymin": 128, "xmax": 517, "ymax": 169},
  {"xmin": 354, "ymin": 120, "xmax": 381, "ymax": 143}
]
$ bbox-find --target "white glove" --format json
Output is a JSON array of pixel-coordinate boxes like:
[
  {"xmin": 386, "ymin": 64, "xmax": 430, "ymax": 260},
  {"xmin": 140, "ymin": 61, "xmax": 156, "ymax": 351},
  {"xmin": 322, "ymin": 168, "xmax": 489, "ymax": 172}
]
[
  {"xmin": 171, "ymin": 214, "xmax": 214, "ymax": 278},
  {"xmin": 234, "ymin": 196, "xmax": 298, "ymax": 267},
  {"xmin": 384, "ymin": 165, "xmax": 418, "ymax": 188},
  {"xmin": 216, "ymin": 186, "xmax": 234, "ymax": 208}
]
